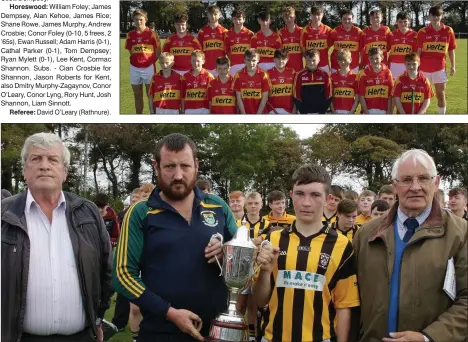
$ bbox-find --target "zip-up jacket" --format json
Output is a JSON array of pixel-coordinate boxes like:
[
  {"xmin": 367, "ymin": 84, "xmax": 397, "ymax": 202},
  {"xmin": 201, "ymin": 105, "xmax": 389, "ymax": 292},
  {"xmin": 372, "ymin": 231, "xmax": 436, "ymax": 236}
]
[
  {"xmin": 1, "ymin": 191, "xmax": 113, "ymax": 342},
  {"xmin": 113, "ymin": 187, "xmax": 238, "ymax": 336}
]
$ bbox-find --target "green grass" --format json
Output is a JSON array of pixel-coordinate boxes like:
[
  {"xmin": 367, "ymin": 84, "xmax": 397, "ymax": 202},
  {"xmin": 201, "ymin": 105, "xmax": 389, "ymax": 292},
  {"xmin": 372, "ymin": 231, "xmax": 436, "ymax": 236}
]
[{"xmin": 120, "ymin": 38, "xmax": 467, "ymax": 114}]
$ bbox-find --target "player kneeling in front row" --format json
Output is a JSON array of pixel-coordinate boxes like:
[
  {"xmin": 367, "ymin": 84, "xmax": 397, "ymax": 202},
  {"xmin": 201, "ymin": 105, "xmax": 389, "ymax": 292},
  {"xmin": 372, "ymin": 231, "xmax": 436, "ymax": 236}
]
[
  {"xmin": 330, "ymin": 49, "xmax": 359, "ymax": 114},
  {"xmin": 393, "ymin": 53, "xmax": 434, "ymax": 114},
  {"xmin": 233, "ymin": 49, "xmax": 271, "ymax": 114},
  {"xmin": 148, "ymin": 52, "xmax": 183, "ymax": 114},
  {"xmin": 207, "ymin": 57, "xmax": 237, "ymax": 114},
  {"xmin": 253, "ymin": 164, "xmax": 360, "ymax": 342},
  {"xmin": 358, "ymin": 47, "xmax": 394, "ymax": 114},
  {"xmin": 293, "ymin": 49, "xmax": 332, "ymax": 114},
  {"xmin": 181, "ymin": 50, "xmax": 214, "ymax": 114},
  {"xmin": 267, "ymin": 48, "xmax": 296, "ymax": 114}
]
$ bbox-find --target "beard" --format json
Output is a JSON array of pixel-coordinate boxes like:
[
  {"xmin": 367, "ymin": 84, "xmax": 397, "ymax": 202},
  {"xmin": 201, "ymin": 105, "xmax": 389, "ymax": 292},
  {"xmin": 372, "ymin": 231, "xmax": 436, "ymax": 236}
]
[{"xmin": 159, "ymin": 176, "xmax": 196, "ymax": 201}]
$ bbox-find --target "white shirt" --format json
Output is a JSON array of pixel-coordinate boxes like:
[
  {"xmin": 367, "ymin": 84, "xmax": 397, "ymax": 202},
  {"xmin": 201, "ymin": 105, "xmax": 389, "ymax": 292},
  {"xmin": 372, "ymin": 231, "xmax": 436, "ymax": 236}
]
[
  {"xmin": 23, "ymin": 190, "xmax": 86, "ymax": 335},
  {"xmin": 396, "ymin": 205, "xmax": 432, "ymax": 240}
]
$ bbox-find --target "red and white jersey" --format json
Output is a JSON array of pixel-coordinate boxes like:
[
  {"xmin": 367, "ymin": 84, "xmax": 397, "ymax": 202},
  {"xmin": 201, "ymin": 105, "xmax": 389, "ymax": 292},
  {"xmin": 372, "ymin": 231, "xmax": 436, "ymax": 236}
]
[
  {"xmin": 251, "ymin": 30, "xmax": 282, "ymax": 64},
  {"xmin": 417, "ymin": 23, "xmax": 456, "ymax": 73},
  {"xmin": 224, "ymin": 27, "xmax": 254, "ymax": 66},
  {"xmin": 267, "ymin": 67, "xmax": 296, "ymax": 113},
  {"xmin": 300, "ymin": 24, "xmax": 333, "ymax": 68},
  {"xmin": 125, "ymin": 27, "xmax": 160, "ymax": 68},
  {"xmin": 198, "ymin": 24, "xmax": 228, "ymax": 70},
  {"xmin": 331, "ymin": 70, "xmax": 358, "ymax": 112},
  {"xmin": 360, "ymin": 25, "xmax": 391, "ymax": 66},
  {"xmin": 148, "ymin": 70, "xmax": 182, "ymax": 110},
  {"xmin": 358, "ymin": 64, "xmax": 394, "ymax": 111},
  {"xmin": 181, "ymin": 69, "xmax": 214, "ymax": 110},
  {"xmin": 279, "ymin": 25, "xmax": 303, "ymax": 72},
  {"xmin": 207, "ymin": 76, "xmax": 237, "ymax": 114},
  {"xmin": 232, "ymin": 67, "xmax": 271, "ymax": 114},
  {"xmin": 388, "ymin": 29, "xmax": 418, "ymax": 64},
  {"xmin": 329, "ymin": 25, "xmax": 362, "ymax": 70},
  {"xmin": 392, "ymin": 71, "xmax": 434, "ymax": 114},
  {"xmin": 163, "ymin": 33, "xmax": 202, "ymax": 71}
]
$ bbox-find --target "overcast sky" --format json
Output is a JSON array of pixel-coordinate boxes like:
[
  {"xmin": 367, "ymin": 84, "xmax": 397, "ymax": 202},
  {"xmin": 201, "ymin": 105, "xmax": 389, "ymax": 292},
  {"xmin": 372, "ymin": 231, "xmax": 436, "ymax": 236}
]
[{"xmin": 286, "ymin": 124, "xmax": 324, "ymax": 139}]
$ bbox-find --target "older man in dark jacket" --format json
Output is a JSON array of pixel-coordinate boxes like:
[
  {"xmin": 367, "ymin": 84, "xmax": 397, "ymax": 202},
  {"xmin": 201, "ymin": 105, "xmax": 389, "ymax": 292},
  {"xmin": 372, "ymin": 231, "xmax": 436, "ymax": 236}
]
[
  {"xmin": 2, "ymin": 132, "xmax": 113, "ymax": 342},
  {"xmin": 354, "ymin": 149, "xmax": 468, "ymax": 342}
]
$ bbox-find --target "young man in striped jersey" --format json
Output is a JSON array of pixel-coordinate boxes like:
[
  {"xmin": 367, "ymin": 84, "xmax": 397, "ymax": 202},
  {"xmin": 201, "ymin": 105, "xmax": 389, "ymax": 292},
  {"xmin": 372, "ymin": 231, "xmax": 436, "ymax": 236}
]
[
  {"xmin": 253, "ymin": 164, "xmax": 360, "ymax": 342},
  {"xmin": 322, "ymin": 184, "xmax": 344, "ymax": 226},
  {"xmin": 333, "ymin": 199, "xmax": 360, "ymax": 242},
  {"xmin": 263, "ymin": 190, "xmax": 296, "ymax": 231},
  {"xmin": 355, "ymin": 190, "xmax": 376, "ymax": 225}
]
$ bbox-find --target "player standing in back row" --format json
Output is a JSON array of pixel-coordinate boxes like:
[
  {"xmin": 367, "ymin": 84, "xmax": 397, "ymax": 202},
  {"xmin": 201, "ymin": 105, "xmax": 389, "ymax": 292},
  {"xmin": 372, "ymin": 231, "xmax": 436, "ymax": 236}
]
[
  {"xmin": 225, "ymin": 9, "xmax": 254, "ymax": 76},
  {"xmin": 417, "ymin": 5, "xmax": 456, "ymax": 114},
  {"xmin": 360, "ymin": 8, "xmax": 391, "ymax": 68},
  {"xmin": 279, "ymin": 7, "xmax": 304, "ymax": 72},
  {"xmin": 251, "ymin": 11, "xmax": 282, "ymax": 72}
]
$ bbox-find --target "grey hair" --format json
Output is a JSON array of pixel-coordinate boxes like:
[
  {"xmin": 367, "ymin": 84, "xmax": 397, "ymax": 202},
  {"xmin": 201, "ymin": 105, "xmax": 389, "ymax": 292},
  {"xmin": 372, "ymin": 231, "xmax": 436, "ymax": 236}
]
[
  {"xmin": 391, "ymin": 149, "xmax": 437, "ymax": 180},
  {"xmin": 21, "ymin": 132, "xmax": 71, "ymax": 170}
]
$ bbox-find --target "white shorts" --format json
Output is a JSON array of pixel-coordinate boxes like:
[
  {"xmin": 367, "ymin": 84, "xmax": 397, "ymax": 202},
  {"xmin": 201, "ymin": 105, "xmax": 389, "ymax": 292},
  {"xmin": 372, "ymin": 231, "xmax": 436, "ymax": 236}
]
[
  {"xmin": 335, "ymin": 109, "xmax": 351, "ymax": 114},
  {"xmin": 173, "ymin": 69, "xmax": 189, "ymax": 76},
  {"xmin": 331, "ymin": 67, "xmax": 359, "ymax": 74},
  {"xmin": 130, "ymin": 64, "xmax": 154, "ymax": 85},
  {"xmin": 184, "ymin": 108, "xmax": 210, "ymax": 114},
  {"xmin": 421, "ymin": 70, "xmax": 448, "ymax": 84},
  {"xmin": 258, "ymin": 62, "xmax": 275, "ymax": 71},
  {"xmin": 206, "ymin": 69, "xmax": 218, "ymax": 77},
  {"xmin": 155, "ymin": 108, "xmax": 179, "ymax": 114},
  {"xmin": 230, "ymin": 64, "xmax": 245, "ymax": 76},
  {"xmin": 368, "ymin": 109, "xmax": 387, "ymax": 114},
  {"xmin": 319, "ymin": 65, "xmax": 331, "ymax": 75},
  {"xmin": 390, "ymin": 63, "xmax": 406, "ymax": 80},
  {"xmin": 268, "ymin": 108, "xmax": 291, "ymax": 114}
]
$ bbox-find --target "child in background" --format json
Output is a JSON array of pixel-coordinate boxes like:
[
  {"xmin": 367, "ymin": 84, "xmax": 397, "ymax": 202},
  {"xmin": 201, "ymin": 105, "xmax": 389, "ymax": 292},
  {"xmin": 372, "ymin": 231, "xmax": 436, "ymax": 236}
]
[{"xmin": 330, "ymin": 49, "xmax": 359, "ymax": 114}]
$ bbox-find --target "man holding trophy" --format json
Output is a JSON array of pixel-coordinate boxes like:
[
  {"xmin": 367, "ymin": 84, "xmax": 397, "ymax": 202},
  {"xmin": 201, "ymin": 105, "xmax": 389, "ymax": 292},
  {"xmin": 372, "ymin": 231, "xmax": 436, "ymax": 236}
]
[
  {"xmin": 253, "ymin": 164, "xmax": 360, "ymax": 342},
  {"xmin": 113, "ymin": 133, "xmax": 238, "ymax": 342}
]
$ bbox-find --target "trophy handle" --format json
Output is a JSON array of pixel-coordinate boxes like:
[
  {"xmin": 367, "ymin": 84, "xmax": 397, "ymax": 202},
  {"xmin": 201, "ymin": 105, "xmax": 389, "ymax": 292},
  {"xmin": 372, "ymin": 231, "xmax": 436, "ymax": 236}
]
[
  {"xmin": 252, "ymin": 240, "xmax": 272, "ymax": 276},
  {"xmin": 211, "ymin": 233, "xmax": 224, "ymax": 276}
]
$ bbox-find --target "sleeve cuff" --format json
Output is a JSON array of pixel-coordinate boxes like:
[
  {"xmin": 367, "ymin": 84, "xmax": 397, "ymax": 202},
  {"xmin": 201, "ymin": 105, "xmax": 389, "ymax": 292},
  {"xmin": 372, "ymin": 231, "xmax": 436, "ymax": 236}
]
[
  {"xmin": 421, "ymin": 331, "xmax": 432, "ymax": 342},
  {"xmin": 132, "ymin": 288, "xmax": 171, "ymax": 318}
]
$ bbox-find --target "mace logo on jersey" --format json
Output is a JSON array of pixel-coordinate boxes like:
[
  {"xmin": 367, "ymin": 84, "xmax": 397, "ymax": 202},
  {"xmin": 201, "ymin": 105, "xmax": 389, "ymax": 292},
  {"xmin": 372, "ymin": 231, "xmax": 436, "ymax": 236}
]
[
  {"xmin": 276, "ymin": 270, "xmax": 326, "ymax": 291},
  {"xmin": 201, "ymin": 211, "xmax": 218, "ymax": 227}
]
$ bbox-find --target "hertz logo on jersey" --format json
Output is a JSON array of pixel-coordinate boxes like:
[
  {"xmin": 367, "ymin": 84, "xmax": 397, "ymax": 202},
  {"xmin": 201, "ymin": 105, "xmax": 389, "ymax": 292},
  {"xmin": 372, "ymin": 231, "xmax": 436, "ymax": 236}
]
[
  {"xmin": 155, "ymin": 90, "xmax": 180, "ymax": 101},
  {"xmin": 131, "ymin": 44, "xmax": 155, "ymax": 53},
  {"xmin": 257, "ymin": 47, "xmax": 275, "ymax": 57},
  {"xmin": 204, "ymin": 40, "xmax": 224, "ymax": 51},
  {"xmin": 423, "ymin": 42, "xmax": 447, "ymax": 53},
  {"xmin": 271, "ymin": 85, "xmax": 292, "ymax": 96},
  {"xmin": 282, "ymin": 43, "xmax": 301, "ymax": 53},
  {"xmin": 334, "ymin": 41, "xmax": 359, "ymax": 52},
  {"xmin": 241, "ymin": 89, "xmax": 261, "ymax": 99},
  {"xmin": 365, "ymin": 42, "xmax": 387, "ymax": 52},
  {"xmin": 185, "ymin": 89, "xmax": 207, "ymax": 100},
  {"xmin": 231, "ymin": 44, "xmax": 250, "ymax": 54},
  {"xmin": 170, "ymin": 47, "xmax": 193, "ymax": 55},
  {"xmin": 391, "ymin": 44, "xmax": 413, "ymax": 55},
  {"xmin": 365, "ymin": 85, "xmax": 389, "ymax": 98},
  {"xmin": 213, "ymin": 95, "xmax": 235, "ymax": 106},
  {"xmin": 401, "ymin": 91, "xmax": 424, "ymax": 103},
  {"xmin": 334, "ymin": 87, "xmax": 354, "ymax": 98},
  {"xmin": 306, "ymin": 39, "xmax": 327, "ymax": 50}
]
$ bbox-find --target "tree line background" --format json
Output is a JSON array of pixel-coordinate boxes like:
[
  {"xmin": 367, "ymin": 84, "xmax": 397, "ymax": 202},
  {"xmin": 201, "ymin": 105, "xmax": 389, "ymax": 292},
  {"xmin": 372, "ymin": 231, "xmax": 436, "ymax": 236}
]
[
  {"xmin": 2, "ymin": 124, "xmax": 466, "ymax": 212},
  {"xmin": 120, "ymin": 1, "xmax": 468, "ymax": 35}
]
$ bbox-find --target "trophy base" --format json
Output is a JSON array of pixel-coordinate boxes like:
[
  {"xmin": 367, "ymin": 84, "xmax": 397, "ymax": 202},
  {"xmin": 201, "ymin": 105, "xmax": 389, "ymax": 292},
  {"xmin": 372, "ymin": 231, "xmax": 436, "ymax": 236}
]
[{"xmin": 208, "ymin": 319, "xmax": 248, "ymax": 342}]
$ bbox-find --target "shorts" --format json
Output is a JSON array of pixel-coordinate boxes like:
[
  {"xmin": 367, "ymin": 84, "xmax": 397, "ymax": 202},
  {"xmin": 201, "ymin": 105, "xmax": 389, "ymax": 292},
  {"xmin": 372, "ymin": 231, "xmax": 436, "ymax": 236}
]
[
  {"xmin": 184, "ymin": 108, "xmax": 210, "ymax": 114},
  {"xmin": 155, "ymin": 108, "xmax": 179, "ymax": 114},
  {"xmin": 230, "ymin": 64, "xmax": 245, "ymax": 76},
  {"xmin": 258, "ymin": 62, "xmax": 275, "ymax": 71},
  {"xmin": 421, "ymin": 70, "xmax": 448, "ymax": 84},
  {"xmin": 368, "ymin": 109, "xmax": 387, "ymax": 114},
  {"xmin": 390, "ymin": 63, "xmax": 406, "ymax": 80},
  {"xmin": 206, "ymin": 69, "xmax": 218, "ymax": 77},
  {"xmin": 331, "ymin": 67, "xmax": 359, "ymax": 75},
  {"xmin": 335, "ymin": 109, "xmax": 351, "ymax": 114},
  {"xmin": 130, "ymin": 64, "xmax": 154, "ymax": 85},
  {"xmin": 319, "ymin": 65, "xmax": 331, "ymax": 75},
  {"xmin": 268, "ymin": 108, "xmax": 291, "ymax": 114},
  {"xmin": 173, "ymin": 69, "xmax": 189, "ymax": 76}
]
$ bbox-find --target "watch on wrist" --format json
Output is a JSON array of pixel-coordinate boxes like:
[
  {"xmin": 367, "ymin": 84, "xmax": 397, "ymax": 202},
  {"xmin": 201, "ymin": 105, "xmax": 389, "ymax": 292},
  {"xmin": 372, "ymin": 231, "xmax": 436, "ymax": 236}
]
[
  {"xmin": 95, "ymin": 317, "xmax": 102, "ymax": 325},
  {"xmin": 422, "ymin": 334, "xmax": 430, "ymax": 342}
]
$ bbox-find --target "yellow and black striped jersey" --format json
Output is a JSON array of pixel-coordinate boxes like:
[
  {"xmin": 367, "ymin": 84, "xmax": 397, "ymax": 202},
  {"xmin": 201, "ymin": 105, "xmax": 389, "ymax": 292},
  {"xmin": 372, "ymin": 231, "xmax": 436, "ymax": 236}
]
[
  {"xmin": 330, "ymin": 221, "xmax": 361, "ymax": 242},
  {"xmin": 262, "ymin": 221, "xmax": 360, "ymax": 342},
  {"xmin": 236, "ymin": 214, "xmax": 270, "ymax": 239},
  {"xmin": 262, "ymin": 211, "xmax": 296, "ymax": 233},
  {"xmin": 321, "ymin": 212, "xmax": 337, "ymax": 226}
]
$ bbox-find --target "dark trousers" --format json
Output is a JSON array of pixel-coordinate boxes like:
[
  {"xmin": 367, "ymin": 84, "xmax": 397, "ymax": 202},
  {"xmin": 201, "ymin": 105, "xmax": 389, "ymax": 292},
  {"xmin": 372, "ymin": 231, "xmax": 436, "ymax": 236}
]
[
  {"xmin": 112, "ymin": 293, "xmax": 130, "ymax": 329},
  {"xmin": 21, "ymin": 328, "xmax": 94, "ymax": 342},
  {"xmin": 138, "ymin": 331, "xmax": 199, "ymax": 342}
]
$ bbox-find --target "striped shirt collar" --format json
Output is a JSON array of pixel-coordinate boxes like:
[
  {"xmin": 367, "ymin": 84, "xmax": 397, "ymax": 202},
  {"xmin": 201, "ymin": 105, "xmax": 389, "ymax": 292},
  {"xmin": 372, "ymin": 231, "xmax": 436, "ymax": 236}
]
[
  {"xmin": 397, "ymin": 205, "xmax": 432, "ymax": 228},
  {"xmin": 25, "ymin": 189, "xmax": 66, "ymax": 214}
]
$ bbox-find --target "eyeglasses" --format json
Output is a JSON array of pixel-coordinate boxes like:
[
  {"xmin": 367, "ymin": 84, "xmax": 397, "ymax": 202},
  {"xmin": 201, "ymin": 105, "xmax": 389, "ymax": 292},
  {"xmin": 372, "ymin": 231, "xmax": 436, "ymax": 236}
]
[{"xmin": 394, "ymin": 175, "xmax": 436, "ymax": 187}]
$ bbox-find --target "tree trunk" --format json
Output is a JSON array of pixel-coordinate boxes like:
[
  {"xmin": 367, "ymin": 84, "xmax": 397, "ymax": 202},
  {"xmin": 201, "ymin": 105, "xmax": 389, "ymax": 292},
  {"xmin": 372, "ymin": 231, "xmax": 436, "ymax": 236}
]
[
  {"xmin": 93, "ymin": 162, "xmax": 99, "ymax": 194},
  {"xmin": 127, "ymin": 152, "xmax": 142, "ymax": 193},
  {"xmin": 1, "ymin": 166, "xmax": 12, "ymax": 192},
  {"xmin": 101, "ymin": 156, "xmax": 119, "ymax": 198}
]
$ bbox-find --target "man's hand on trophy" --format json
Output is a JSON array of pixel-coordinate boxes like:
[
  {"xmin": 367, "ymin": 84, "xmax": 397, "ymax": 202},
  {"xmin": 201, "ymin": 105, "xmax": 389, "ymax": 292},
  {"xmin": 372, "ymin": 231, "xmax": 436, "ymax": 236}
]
[
  {"xmin": 205, "ymin": 236, "xmax": 223, "ymax": 264},
  {"xmin": 256, "ymin": 243, "xmax": 280, "ymax": 273},
  {"xmin": 166, "ymin": 307, "xmax": 204, "ymax": 341}
]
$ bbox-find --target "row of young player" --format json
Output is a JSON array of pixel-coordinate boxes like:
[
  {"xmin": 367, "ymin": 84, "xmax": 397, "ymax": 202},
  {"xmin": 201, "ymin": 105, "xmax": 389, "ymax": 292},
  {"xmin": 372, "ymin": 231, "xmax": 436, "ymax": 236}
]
[
  {"xmin": 125, "ymin": 5, "xmax": 456, "ymax": 114},
  {"xmin": 147, "ymin": 47, "xmax": 433, "ymax": 114}
]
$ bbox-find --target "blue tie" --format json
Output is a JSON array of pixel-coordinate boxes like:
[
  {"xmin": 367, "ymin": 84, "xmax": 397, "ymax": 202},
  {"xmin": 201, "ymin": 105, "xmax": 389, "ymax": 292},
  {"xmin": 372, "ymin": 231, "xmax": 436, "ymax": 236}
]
[{"xmin": 403, "ymin": 218, "xmax": 419, "ymax": 243}]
